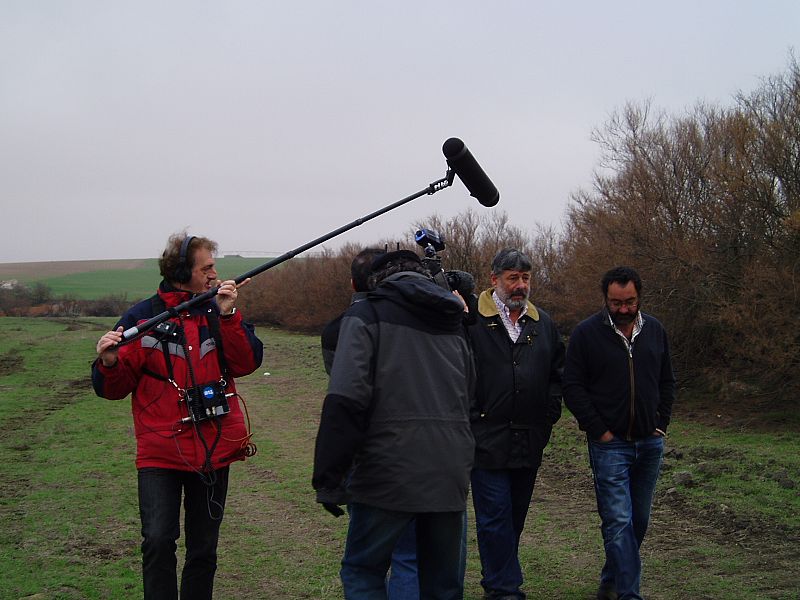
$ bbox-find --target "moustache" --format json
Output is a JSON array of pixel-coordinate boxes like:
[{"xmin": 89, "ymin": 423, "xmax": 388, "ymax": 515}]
[{"xmin": 611, "ymin": 312, "xmax": 636, "ymax": 325}]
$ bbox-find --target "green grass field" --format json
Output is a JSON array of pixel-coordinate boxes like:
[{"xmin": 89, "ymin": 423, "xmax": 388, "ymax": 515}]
[
  {"xmin": 0, "ymin": 318, "xmax": 798, "ymax": 599},
  {"xmin": 1, "ymin": 257, "xmax": 272, "ymax": 300}
]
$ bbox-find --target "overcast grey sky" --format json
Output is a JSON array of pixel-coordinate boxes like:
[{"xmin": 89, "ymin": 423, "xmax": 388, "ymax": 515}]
[{"xmin": 1, "ymin": 1, "xmax": 798, "ymax": 262}]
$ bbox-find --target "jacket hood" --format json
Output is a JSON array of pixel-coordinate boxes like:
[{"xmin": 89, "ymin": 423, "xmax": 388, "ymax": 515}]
[
  {"xmin": 477, "ymin": 288, "xmax": 539, "ymax": 321},
  {"xmin": 370, "ymin": 272, "xmax": 465, "ymax": 331}
]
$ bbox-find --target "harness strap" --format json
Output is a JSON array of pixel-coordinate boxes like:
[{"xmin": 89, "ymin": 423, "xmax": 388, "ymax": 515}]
[
  {"xmin": 150, "ymin": 295, "xmax": 177, "ymax": 382},
  {"xmin": 148, "ymin": 293, "xmax": 229, "ymax": 384},
  {"xmin": 205, "ymin": 308, "xmax": 230, "ymax": 380},
  {"xmin": 141, "ymin": 366, "xmax": 169, "ymax": 382}
]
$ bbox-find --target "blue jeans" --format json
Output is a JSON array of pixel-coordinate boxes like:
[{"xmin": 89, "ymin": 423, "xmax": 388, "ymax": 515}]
[
  {"xmin": 588, "ymin": 435, "xmax": 664, "ymax": 600},
  {"xmin": 342, "ymin": 503, "xmax": 465, "ymax": 600},
  {"xmin": 386, "ymin": 513, "xmax": 469, "ymax": 600},
  {"xmin": 138, "ymin": 466, "xmax": 229, "ymax": 600},
  {"xmin": 387, "ymin": 520, "xmax": 419, "ymax": 600},
  {"xmin": 470, "ymin": 468, "xmax": 539, "ymax": 598}
]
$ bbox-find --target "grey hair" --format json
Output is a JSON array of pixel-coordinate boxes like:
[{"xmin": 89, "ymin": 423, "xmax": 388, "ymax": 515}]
[{"xmin": 491, "ymin": 248, "xmax": 532, "ymax": 275}]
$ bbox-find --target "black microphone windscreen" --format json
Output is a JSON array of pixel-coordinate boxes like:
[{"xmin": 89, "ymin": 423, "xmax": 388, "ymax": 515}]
[{"xmin": 442, "ymin": 138, "xmax": 500, "ymax": 207}]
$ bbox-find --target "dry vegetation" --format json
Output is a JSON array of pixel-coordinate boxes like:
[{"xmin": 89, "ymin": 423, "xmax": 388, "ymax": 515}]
[
  {"xmin": 241, "ymin": 57, "xmax": 800, "ymax": 403},
  {"xmin": 3, "ymin": 58, "xmax": 798, "ymax": 403}
]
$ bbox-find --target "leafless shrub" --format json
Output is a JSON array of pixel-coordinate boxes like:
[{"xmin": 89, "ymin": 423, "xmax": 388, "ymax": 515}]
[{"xmin": 558, "ymin": 56, "xmax": 800, "ymax": 399}]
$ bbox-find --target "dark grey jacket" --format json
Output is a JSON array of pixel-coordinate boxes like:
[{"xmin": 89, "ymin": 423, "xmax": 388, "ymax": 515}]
[
  {"xmin": 312, "ymin": 272, "xmax": 475, "ymax": 512},
  {"xmin": 320, "ymin": 291, "xmax": 368, "ymax": 375}
]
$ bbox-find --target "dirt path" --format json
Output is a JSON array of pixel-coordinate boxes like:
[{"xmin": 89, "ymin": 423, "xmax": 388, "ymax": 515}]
[
  {"xmin": 5, "ymin": 319, "xmax": 796, "ymax": 598},
  {"xmin": 220, "ymin": 330, "xmax": 799, "ymax": 599}
]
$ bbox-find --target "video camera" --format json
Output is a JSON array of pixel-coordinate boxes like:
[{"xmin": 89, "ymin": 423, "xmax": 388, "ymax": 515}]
[{"xmin": 414, "ymin": 229, "xmax": 477, "ymax": 320}]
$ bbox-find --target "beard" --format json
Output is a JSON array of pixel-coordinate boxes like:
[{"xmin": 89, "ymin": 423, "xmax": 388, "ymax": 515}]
[
  {"xmin": 497, "ymin": 286, "xmax": 529, "ymax": 311},
  {"xmin": 608, "ymin": 307, "xmax": 637, "ymax": 327}
]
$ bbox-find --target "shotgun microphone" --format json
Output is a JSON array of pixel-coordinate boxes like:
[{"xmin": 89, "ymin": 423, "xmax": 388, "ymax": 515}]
[{"xmin": 442, "ymin": 138, "xmax": 500, "ymax": 207}]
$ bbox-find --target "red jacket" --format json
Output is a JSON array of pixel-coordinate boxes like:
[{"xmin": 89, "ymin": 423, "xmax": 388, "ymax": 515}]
[{"xmin": 92, "ymin": 283, "xmax": 263, "ymax": 471}]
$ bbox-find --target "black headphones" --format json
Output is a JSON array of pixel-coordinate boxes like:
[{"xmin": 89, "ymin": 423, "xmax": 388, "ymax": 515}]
[{"xmin": 174, "ymin": 235, "xmax": 196, "ymax": 284}]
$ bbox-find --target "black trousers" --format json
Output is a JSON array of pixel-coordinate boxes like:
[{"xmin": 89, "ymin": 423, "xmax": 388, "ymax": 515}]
[{"xmin": 137, "ymin": 466, "xmax": 229, "ymax": 600}]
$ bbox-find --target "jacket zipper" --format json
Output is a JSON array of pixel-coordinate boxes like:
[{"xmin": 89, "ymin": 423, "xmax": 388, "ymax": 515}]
[{"xmin": 626, "ymin": 344, "xmax": 635, "ymax": 440}]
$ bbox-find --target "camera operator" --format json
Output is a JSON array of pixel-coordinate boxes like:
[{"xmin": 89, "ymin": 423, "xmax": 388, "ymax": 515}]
[
  {"xmin": 92, "ymin": 233, "xmax": 263, "ymax": 600},
  {"xmin": 313, "ymin": 250, "xmax": 474, "ymax": 599},
  {"xmin": 321, "ymin": 246, "xmax": 471, "ymax": 599}
]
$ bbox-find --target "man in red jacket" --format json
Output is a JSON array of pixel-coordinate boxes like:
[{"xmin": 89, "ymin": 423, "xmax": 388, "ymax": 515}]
[{"xmin": 92, "ymin": 233, "xmax": 263, "ymax": 600}]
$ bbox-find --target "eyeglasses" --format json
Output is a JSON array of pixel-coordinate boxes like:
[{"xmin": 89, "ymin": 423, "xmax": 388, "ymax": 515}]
[{"xmin": 606, "ymin": 298, "xmax": 639, "ymax": 310}]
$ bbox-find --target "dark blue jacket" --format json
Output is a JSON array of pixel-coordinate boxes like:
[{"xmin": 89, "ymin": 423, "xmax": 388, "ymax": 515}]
[{"xmin": 563, "ymin": 310, "xmax": 675, "ymax": 441}]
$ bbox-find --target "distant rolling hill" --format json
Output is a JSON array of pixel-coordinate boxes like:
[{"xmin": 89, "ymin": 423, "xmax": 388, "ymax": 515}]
[
  {"xmin": 0, "ymin": 258, "xmax": 156, "ymax": 280},
  {"xmin": 0, "ymin": 256, "xmax": 272, "ymax": 300}
]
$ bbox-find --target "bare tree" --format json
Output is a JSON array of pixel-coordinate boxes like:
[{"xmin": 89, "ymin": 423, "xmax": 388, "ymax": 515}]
[{"xmin": 559, "ymin": 58, "xmax": 800, "ymax": 400}]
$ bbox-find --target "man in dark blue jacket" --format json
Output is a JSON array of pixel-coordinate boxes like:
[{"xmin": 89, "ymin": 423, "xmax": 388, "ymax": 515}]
[
  {"xmin": 563, "ymin": 266, "xmax": 675, "ymax": 600},
  {"xmin": 467, "ymin": 248, "xmax": 564, "ymax": 600}
]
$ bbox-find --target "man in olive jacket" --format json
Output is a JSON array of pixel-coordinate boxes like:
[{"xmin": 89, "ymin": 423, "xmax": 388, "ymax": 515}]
[{"xmin": 467, "ymin": 249, "xmax": 564, "ymax": 600}]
